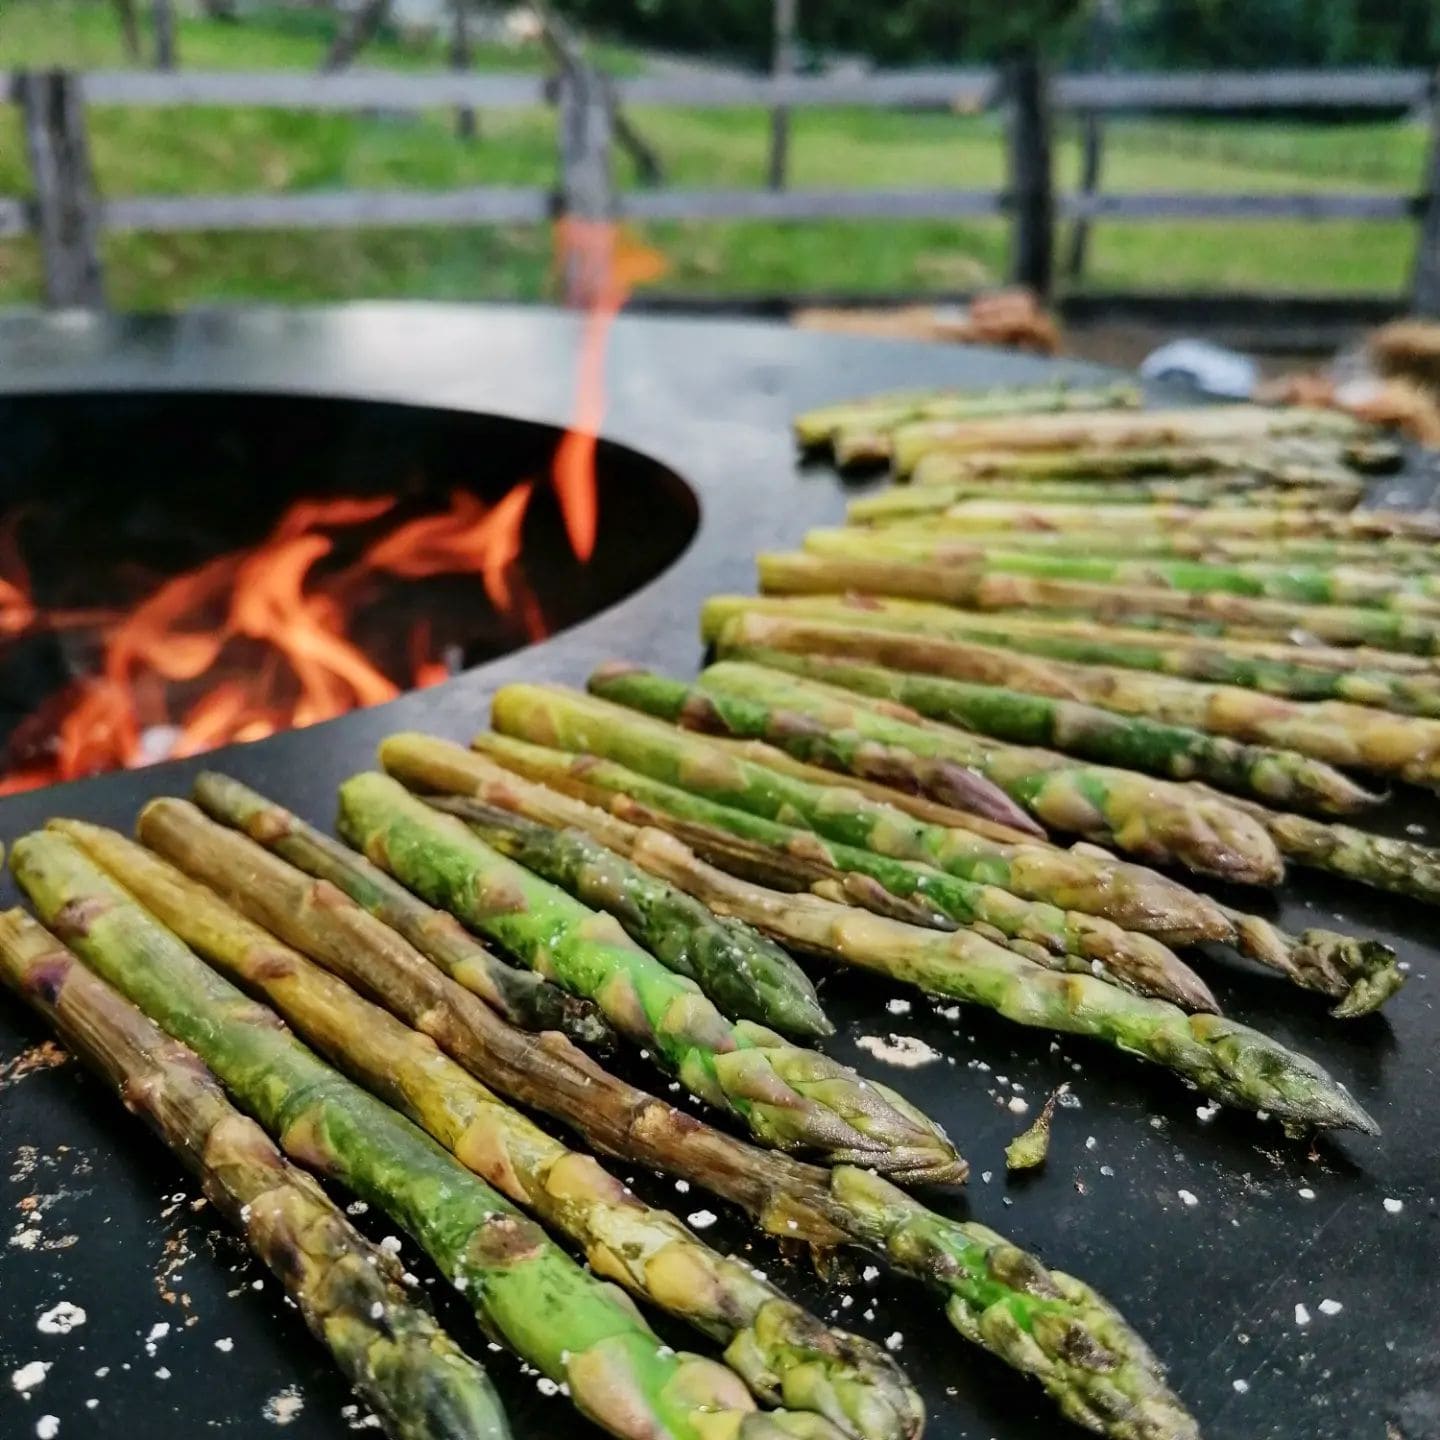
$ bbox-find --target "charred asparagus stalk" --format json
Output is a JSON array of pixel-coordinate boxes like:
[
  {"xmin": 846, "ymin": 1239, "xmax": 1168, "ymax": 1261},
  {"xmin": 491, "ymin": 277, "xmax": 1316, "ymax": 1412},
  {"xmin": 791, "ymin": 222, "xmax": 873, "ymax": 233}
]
[
  {"xmin": 363, "ymin": 746, "xmax": 829, "ymax": 1038},
  {"xmin": 64, "ymin": 816, "xmax": 915, "ymax": 1440},
  {"xmin": 11, "ymin": 832, "xmax": 808, "ymax": 1440},
  {"xmin": 804, "ymin": 528, "xmax": 1440, "ymax": 615},
  {"xmin": 0, "ymin": 909, "xmax": 512, "ymax": 1440},
  {"xmin": 164, "ymin": 775, "xmax": 1201, "ymax": 1440},
  {"xmin": 461, "ymin": 734, "xmax": 1373, "ymax": 1130},
  {"xmin": 701, "ymin": 597, "xmax": 1440, "ymax": 720},
  {"xmin": 716, "ymin": 641, "xmax": 1380, "ymax": 814},
  {"xmin": 336, "ymin": 772, "xmax": 965, "ymax": 1186},
  {"xmin": 568, "ymin": 667, "xmax": 1281, "ymax": 885},
  {"xmin": 898, "ymin": 437, "xmax": 1397, "ymax": 488},
  {"xmin": 838, "ymin": 499, "xmax": 1439, "ymax": 541},
  {"xmin": 850, "ymin": 479, "xmax": 1366, "ymax": 523},
  {"xmin": 888, "ymin": 404, "xmax": 1367, "ymax": 475},
  {"xmin": 496, "ymin": 681, "xmax": 1214, "ymax": 1002},
  {"xmin": 795, "ymin": 381, "xmax": 1140, "ymax": 451},
  {"xmin": 758, "ymin": 551, "xmax": 1440, "ymax": 658},
  {"xmin": 385, "ymin": 731, "xmax": 1215, "ymax": 1002}
]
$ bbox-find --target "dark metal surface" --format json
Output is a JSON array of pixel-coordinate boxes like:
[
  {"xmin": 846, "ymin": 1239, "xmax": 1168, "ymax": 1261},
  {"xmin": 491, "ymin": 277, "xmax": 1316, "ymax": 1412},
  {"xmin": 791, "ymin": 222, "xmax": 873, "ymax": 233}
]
[{"xmin": 0, "ymin": 304, "xmax": 1433, "ymax": 1440}]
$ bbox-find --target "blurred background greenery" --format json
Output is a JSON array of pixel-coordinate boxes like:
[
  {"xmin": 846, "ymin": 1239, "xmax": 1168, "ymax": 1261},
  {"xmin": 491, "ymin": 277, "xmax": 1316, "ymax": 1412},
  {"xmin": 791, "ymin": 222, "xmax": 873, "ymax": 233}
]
[{"xmin": 0, "ymin": 0, "xmax": 1430, "ymax": 310}]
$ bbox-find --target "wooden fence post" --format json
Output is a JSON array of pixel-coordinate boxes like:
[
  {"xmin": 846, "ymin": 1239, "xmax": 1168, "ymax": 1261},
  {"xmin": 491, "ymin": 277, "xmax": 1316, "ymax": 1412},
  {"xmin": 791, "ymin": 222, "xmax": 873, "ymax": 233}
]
[
  {"xmin": 1005, "ymin": 48, "xmax": 1054, "ymax": 298},
  {"xmin": 151, "ymin": 0, "xmax": 177, "ymax": 70},
  {"xmin": 1412, "ymin": 71, "xmax": 1440, "ymax": 317},
  {"xmin": 17, "ymin": 71, "xmax": 106, "ymax": 310},
  {"xmin": 556, "ymin": 54, "xmax": 616, "ymax": 308},
  {"xmin": 767, "ymin": 0, "xmax": 798, "ymax": 191},
  {"xmin": 1064, "ymin": 0, "xmax": 1115, "ymax": 283},
  {"xmin": 450, "ymin": 0, "xmax": 477, "ymax": 140}
]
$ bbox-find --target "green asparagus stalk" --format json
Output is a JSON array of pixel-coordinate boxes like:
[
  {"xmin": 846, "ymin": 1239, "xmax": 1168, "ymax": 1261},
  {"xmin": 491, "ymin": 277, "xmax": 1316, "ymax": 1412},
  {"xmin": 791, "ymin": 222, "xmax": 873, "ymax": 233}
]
[
  {"xmin": 372, "ymin": 735, "xmax": 829, "ymax": 1038},
  {"xmin": 571, "ymin": 665, "xmax": 1280, "ymax": 885},
  {"xmin": 11, "ymin": 832, "xmax": 811, "ymax": 1440},
  {"xmin": 850, "ymin": 479, "xmax": 1365, "ymax": 524},
  {"xmin": 716, "ymin": 640, "xmax": 1379, "ymax": 815},
  {"xmin": 1190, "ymin": 785, "xmax": 1440, "ymax": 908},
  {"xmin": 185, "ymin": 773, "xmax": 876, "ymax": 1248},
  {"xmin": 701, "ymin": 597, "xmax": 1440, "ymax": 718},
  {"xmin": 720, "ymin": 622, "xmax": 1440, "ymax": 794},
  {"xmin": 156, "ymin": 776, "xmax": 1202, "ymax": 1440},
  {"xmin": 0, "ymin": 908, "xmax": 512, "ymax": 1440},
  {"xmin": 503, "ymin": 680, "xmax": 1217, "ymax": 995},
  {"xmin": 843, "ymin": 520, "xmax": 1439, "ymax": 576},
  {"xmin": 899, "ymin": 437, "xmax": 1397, "ymax": 488},
  {"xmin": 889, "ymin": 404, "xmax": 1367, "ymax": 475},
  {"xmin": 64, "ymin": 816, "xmax": 916, "ymax": 1440},
  {"xmin": 337, "ymin": 772, "xmax": 965, "ymax": 1186},
  {"xmin": 803, "ymin": 527, "xmax": 1440, "ymax": 615},
  {"xmin": 472, "ymin": 723, "xmax": 1216, "ymax": 1015},
  {"xmin": 839, "ymin": 499, "xmax": 1439, "ymax": 541},
  {"xmin": 794, "ymin": 381, "xmax": 1140, "ymax": 450},
  {"xmin": 758, "ymin": 551, "xmax": 1440, "ymax": 658}
]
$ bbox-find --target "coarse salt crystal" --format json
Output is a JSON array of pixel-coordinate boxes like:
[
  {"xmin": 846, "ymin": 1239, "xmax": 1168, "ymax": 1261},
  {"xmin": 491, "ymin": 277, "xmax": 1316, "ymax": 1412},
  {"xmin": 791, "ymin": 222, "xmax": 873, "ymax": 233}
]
[
  {"xmin": 369, "ymin": 1303, "xmax": 384, "ymax": 1320},
  {"xmin": 1294, "ymin": 1304, "xmax": 1310, "ymax": 1326},
  {"xmin": 1007, "ymin": 1096, "xmax": 1028, "ymax": 1115},
  {"xmin": 1099, "ymin": 1165, "xmax": 1114, "ymax": 1178},
  {"xmin": 37, "ymin": 1302, "xmax": 86, "ymax": 1336},
  {"xmin": 36, "ymin": 1418, "xmax": 59, "ymax": 1440},
  {"xmin": 687, "ymin": 1210, "xmax": 717, "ymax": 1230},
  {"xmin": 883, "ymin": 1333, "xmax": 903, "ymax": 1352},
  {"xmin": 884, "ymin": 999, "xmax": 912, "ymax": 1016},
  {"xmin": 861, "ymin": 1266, "xmax": 880, "ymax": 1282},
  {"xmin": 1384, "ymin": 1198, "xmax": 1404, "ymax": 1214},
  {"xmin": 1298, "ymin": 1188, "xmax": 1315, "ymax": 1201},
  {"xmin": 1177, "ymin": 1190, "xmax": 1198, "ymax": 1208},
  {"xmin": 1233, "ymin": 1379, "xmax": 1249, "ymax": 1395},
  {"xmin": 536, "ymin": 1378, "xmax": 560, "ymax": 1397},
  {"xmin": 1084, "ymin": 1136, "xmax": 1097, "ymax": 1151},
  {"xmin": 674, "ymin": 1180, "xmax": 689, "ymax": 1193},
  {"xmin": 155, "ymin": 1368, "xmax": 171, "ymax": 1381},
  {"xmin": 11, "ymin": 1361, "xmax": 51, "ymax": 1395},
  {"xmin": 1319, "ymin": 1299, "xmax": 1343, "ymax": 1316},
  {"xmin": 215, "ymin": 1338, "xmax": 234, "ymax": 1353}
]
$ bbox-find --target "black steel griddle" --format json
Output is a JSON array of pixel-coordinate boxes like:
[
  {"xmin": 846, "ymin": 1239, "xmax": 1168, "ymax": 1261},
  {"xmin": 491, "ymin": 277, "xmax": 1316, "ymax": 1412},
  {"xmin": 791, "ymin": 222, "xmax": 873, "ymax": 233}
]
[{"xmin": 0, "ymin": 304, "xmax": 1435, "ymax": 1440}]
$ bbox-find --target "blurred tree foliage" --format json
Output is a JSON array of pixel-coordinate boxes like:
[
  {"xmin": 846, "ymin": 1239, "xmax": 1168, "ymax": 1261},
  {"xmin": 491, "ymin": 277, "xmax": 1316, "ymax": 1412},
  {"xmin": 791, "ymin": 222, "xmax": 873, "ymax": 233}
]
[{"xmin": 558, "ymin": 0, "xmax": 1440, "ymax": 69}]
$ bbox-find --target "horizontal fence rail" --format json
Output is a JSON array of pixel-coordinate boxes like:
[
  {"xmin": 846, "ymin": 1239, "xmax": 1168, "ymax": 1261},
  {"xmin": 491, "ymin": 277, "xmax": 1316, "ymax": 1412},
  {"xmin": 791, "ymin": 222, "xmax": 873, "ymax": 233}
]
[{"xmin": 1, "ymin": 63, "xmax": 1437, "ymax": 311}]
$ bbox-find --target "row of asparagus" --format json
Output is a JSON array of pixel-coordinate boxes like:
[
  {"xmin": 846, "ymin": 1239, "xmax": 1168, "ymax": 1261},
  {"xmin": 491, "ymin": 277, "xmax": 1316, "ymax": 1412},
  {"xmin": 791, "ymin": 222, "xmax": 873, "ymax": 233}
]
[{"xmin": 3, "ymin": 761, "xmax": 1216, "ymax": 1440}]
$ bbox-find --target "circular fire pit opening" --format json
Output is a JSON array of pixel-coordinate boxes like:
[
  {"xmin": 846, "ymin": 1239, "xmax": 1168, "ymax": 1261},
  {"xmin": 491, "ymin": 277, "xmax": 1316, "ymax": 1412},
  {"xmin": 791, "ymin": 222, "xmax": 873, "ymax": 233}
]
[{"xmin": 0, "ymin": 389, "xmax": 698, "ymax": 791}]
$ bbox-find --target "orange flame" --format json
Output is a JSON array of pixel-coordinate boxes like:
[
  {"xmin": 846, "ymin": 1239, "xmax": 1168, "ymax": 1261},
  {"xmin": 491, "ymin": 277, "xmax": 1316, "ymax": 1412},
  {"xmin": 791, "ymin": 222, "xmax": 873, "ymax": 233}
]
[
  {"xmin": 0, "ymin": 481, "xmax": 550, "ymax": 792},
  {"xmin": 551, "ymin": 219, "xmax": 667, "ymax": 563}
]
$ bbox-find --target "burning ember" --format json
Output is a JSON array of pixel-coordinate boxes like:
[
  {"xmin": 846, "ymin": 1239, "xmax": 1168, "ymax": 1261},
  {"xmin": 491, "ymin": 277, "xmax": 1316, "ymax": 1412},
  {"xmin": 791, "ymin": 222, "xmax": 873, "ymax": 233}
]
[{"xmin": 0, "ymin": 484, "xmax": 553, "ymax": 794}]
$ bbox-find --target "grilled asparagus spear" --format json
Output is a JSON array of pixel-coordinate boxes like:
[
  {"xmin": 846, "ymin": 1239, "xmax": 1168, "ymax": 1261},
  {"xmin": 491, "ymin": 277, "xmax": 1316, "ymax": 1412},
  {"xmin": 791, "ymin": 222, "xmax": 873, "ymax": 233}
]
[
  {"xmin": 63, "ymin": 815, "xmax": 917, "ymax": 1440},
  {"xmin": 0, "ymin": 908, "xmax": 512, "ymax": 1440},
  {"xmin": 803, "ymin": 527, "xmax": 1440, "ymax": 615},
  {"xmin": 11, "ymin": 832, "xmax": 815, "ymax": 1440}
]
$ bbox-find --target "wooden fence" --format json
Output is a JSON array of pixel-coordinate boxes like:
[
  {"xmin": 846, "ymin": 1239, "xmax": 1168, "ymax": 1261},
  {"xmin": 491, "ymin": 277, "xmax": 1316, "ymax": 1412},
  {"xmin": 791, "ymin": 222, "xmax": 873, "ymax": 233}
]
[{"xmin": 5, "ymin": 63, "xmax": 1440, "ymax": 312}]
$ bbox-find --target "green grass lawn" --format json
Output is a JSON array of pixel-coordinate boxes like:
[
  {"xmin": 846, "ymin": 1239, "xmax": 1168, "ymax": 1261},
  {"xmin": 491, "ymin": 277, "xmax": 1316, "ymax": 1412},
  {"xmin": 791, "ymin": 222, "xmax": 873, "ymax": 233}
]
[{"xmin": 0, "ymin": 1, "xmax": 1425, "ymax": 308}]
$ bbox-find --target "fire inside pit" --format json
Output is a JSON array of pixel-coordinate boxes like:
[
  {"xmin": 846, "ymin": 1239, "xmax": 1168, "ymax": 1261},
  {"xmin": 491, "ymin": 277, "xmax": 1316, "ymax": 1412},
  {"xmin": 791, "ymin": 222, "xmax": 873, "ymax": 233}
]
[{"xmin": 0, "ymin": 390, "xmax": 696, "ymax": 792}]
